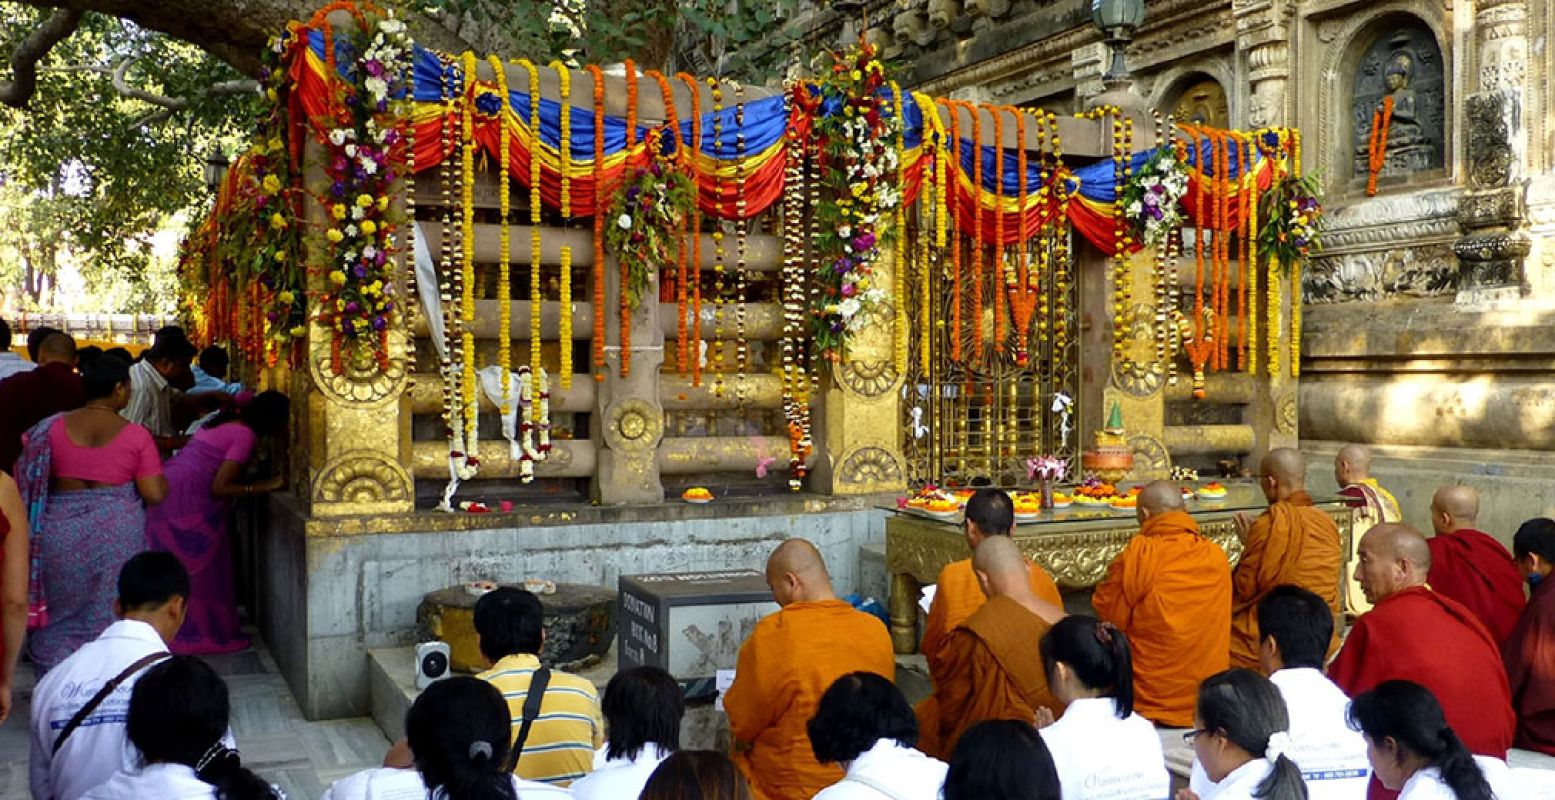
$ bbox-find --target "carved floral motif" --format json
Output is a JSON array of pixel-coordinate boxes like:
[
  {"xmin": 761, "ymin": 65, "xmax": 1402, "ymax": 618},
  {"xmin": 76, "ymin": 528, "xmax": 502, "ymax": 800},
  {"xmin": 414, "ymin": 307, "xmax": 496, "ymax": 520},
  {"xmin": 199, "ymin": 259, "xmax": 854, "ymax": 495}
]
[{"xmin": 313, "ymin": 451, "xmax": 411, "ymax": 506}]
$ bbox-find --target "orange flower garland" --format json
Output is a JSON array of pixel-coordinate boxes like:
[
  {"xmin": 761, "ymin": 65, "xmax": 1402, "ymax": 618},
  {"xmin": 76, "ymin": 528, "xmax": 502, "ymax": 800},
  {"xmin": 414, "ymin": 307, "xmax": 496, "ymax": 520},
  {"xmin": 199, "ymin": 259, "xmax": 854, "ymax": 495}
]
[
  {"xmin": 992, "ymin": 106, "xmax": 1005, "ymax": 355},
  {"xmin": 1236, "ymin": 132, "xmax": 1250, "ymax": 371},
  {"xmin": 969, "ymin": 101, "xmax": 984, "ymax": 361},
  {"xmin": 645, "ymin": 71, "xmax": 687, "ymax": 374},
  {"xmin": 676, "ymin": 73, "xmax": 703, "ymax": 386},
  {"xmin": 943, "ymin": 100, "xmax": 962, "ymax": 363},
  {"xmin": 621, "ymin": 61, "xmax": 638, "ymax": 378},
  {"xmin": 1366, "ymin": 96, "xmax": 1394, "ymax": 197},
  {"xmin": 588, "ymin": 65, "xmax": 607, "ymax": 382},
  {"xmin": 1009, "ymin": 106, "xmax": 1033, "ymax": 366}
]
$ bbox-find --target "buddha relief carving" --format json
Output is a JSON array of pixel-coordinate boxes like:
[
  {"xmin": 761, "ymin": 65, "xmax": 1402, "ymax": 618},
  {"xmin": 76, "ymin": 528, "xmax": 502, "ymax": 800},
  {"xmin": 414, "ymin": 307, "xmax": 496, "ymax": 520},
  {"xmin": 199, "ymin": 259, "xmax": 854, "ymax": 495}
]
[
  {"xmin": 1351, "ymin": 26, "xmax": 1445, "ymax": 182},
  {"xmin": 1170, "ymin": 78, "xmax": 1230, "ymax": 130},
  {"xmin": 892, "ymin": 9, "xmax": 935, "ymax": 49}
]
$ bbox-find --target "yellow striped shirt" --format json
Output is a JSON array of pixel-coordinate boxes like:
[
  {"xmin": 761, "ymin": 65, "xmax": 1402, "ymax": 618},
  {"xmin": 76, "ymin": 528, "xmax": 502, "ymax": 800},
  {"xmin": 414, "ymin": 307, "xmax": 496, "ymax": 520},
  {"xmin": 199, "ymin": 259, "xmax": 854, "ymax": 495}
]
[{"xmin": 479, "ymin": 653, "xmax": 604, "ymax": 786}]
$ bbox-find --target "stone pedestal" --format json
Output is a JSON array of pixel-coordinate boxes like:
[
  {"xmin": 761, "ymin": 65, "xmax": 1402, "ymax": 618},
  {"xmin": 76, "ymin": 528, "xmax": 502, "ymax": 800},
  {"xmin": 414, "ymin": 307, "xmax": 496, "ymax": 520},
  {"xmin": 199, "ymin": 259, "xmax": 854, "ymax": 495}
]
[{"xmin": 416, "ymin": 583, "xmax": 617, "ymax": 673}]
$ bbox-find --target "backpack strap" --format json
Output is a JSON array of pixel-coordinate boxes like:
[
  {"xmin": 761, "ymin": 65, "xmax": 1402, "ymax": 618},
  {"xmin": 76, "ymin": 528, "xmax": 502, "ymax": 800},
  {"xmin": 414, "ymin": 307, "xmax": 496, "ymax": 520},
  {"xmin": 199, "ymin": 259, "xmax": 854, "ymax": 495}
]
[
  {"xmin": 52, "ymin": 651, "xmax": 171, "ymax": 755},
  {"xmin": 503, "ymin": 667, "xmax": 552, "ymax": 773}
]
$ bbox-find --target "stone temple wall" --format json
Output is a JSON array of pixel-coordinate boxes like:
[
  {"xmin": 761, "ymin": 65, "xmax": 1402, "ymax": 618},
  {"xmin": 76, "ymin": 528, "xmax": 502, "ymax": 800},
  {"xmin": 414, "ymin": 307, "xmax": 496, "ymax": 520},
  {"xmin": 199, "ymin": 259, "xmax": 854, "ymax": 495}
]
[{"xmin": 868, "ymin": 0, "xmax": 1555, "ymax": 538}]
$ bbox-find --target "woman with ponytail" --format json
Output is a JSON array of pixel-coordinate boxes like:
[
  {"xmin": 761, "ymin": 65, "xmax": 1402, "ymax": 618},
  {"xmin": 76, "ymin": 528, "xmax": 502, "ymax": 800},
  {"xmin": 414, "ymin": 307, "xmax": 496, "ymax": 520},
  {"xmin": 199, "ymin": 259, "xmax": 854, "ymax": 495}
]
[
  {"xmin": 1177, "ymin": 668, "xmax": 1306, "ymax": 800},
  {"xmin": 322, "ymin": 677, "xmax": 569, "ymax": 800},
  {"xmin": 1347, "ymin": 681, "xmax": 1519, "ymax": 799},
  {"xmin": 1037, "ymin": 616, "xmax": 1170, "ymax": 800},
  {"xmin": 81, "ymin": 655, "xmax": 281, "ymax": 800}
]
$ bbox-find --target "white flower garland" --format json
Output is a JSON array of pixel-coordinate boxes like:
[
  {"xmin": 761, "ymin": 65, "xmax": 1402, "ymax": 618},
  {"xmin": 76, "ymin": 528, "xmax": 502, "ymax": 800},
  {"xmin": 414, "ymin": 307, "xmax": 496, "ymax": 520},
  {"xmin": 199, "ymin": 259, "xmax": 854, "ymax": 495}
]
[{"xmin": 516, "ymin": 366, "xmax": 551, "ymax": 483}]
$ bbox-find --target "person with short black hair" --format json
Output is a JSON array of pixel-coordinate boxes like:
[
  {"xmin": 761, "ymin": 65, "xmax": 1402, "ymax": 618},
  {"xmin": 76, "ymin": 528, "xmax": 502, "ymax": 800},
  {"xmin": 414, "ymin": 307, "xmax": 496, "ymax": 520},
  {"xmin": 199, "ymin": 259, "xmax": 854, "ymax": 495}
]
[
  {"xmin": 1504, "ymin": 517, "xmax": 1555, "ymax": 756},
  {"xmin": 0, "ymin": 331, "xmax": 85, "ymax": 472},
  {"xmin": 1037, "ymin": 616, "xmax": 1169, "ymax": 800},
  {"xmin": 192, "ymin": 346, "xmax": 242, "ymax": 396},
  {"xmin": 570, "ymin": 666, "xmax": 683, "ymax": 800},
  {"xmin": 0, "ymin": 317, "xmax": 35, "ymax": 380},
  {"xmin": 124, "ymin": 327, "xmax": 197, "ymax": 451},
  {"xmin": 809, "ymin": 672, "xmax": 946, "ymax": 799},
  {"xmin": 1348, "ymin": 681, "xmax": 1521, "ymax": 800},
  {"xmin": 1180, "ymin": 669, "xmax": 1306, "ymax": 800},
  {"xmin": 81, "ymin": 655, "xmax": 281, "ymax": 799},
  {"xmin": 27, "ymin": 325, "xmax": 62, "ymax": 363},
  {"xmin": 474, "ymin": 587, "xmax": 602, "ymax": 786},
  {"xmin": 942, "ymin": 719, "xmax": 1061, "ymax": 800},
  {"xmin": 30, "ymin": 552, "xmax": 190, "ymax": 800},
  {"xmin": 640, "ymin": 751, "xmax": 754, "ymax": 800}
]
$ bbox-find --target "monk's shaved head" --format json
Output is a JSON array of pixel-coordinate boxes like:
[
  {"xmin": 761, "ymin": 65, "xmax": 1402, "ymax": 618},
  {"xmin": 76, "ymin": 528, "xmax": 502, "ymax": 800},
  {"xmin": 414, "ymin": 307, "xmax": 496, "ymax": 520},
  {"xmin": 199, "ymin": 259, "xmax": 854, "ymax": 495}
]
[
  {"xmin": 766, "ymin": 538, "xmax": 835, "ymax": 606},
  {"xmin": 973, "ymin": 535, "xmax": 1028, "ymax": 588},
  {"xmin": 1336, "ymin": 444, "xmax": 1372, "ymax": 473},
  {"xmin": 1431, "ymin": 485, "xmax": 1479, "ymax": 535},
  {"xmin": 1138, "ymin": 481, "xmax": 1186, "ymax": 516},
  {"xmin": 1263, "ymin": 449, "xmax": 1307, "ymax": 484},
  {"xmin": 1355, "ymin": 523, "xmax": 1432, "ymax": 603}
]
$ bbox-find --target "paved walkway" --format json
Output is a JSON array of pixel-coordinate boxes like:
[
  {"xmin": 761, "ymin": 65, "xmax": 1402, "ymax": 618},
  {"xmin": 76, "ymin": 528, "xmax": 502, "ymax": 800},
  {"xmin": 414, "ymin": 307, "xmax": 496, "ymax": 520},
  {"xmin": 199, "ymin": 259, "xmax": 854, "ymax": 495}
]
[{"xmin": 0, "ymin": 641, "xmax": 389, "ymax": 800}]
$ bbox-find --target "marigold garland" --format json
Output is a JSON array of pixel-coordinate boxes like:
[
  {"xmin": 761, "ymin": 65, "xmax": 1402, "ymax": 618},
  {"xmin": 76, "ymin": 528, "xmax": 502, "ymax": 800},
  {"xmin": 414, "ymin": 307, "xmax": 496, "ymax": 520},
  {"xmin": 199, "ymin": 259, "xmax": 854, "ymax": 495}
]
[
  {"xmin": 519, "ymin": 59, "xmax": 543, "ymax": 376},
  {"xmin": 490, "ymin": 54, "xmax": 513, "ymax": 411},
  {"xmin": 677, "ymin": 72, "xmax": 703, "ymax": 387},
  {"xmin": 559, "ymin": 246, "xmax": 573, "ymax": 387},
  {"xmin": 944, "ymin": 100, "xmax": 962, "ymax": 363},
  {"xmin": 587, "ymin": 65, "xmax": 607, "ymax": 383},
  {"xmin": 969, "ymin": 101, "xmax": 984, "ymax": 361},
  {"xmin": 459, "ymin": 51, "xmax": 479, "ymax": 444},
  {"xmin": 1366, "ymin": 96, "xmax": 1394, "ymax": 197},
  {"xmin": 708, "ymin": 77, "xmax": 725, "ymax": 396},
  {"xmin": 621, "ymin": 61, "xmax": 638, "ymax": 378},
  {"xmin": 891, "ymin": 82, "xmax": 910, "ymax": 373},
  {"xmin": 992, "ymin": 105, "xmax": 1005, "ymax": 355}
]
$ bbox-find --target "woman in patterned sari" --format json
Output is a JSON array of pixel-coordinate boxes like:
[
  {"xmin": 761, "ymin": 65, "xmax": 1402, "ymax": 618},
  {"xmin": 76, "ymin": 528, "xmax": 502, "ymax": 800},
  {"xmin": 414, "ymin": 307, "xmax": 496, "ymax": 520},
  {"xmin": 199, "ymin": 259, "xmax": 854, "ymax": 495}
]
[{"xmin": 17, "ymin": 356, "xmax": 167, "ymax": 673}]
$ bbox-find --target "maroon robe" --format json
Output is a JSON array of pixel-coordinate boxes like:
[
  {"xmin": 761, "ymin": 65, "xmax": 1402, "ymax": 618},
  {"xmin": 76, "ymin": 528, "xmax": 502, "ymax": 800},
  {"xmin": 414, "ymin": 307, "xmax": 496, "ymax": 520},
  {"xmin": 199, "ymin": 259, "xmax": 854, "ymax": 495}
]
[
  {"xmin": 1503, "ymin": 576, "xmax": 1555, "ymax": 756},
  {"xmin": 1428, "ymin": 529, "xmax": 1526, "ymax": 644}
]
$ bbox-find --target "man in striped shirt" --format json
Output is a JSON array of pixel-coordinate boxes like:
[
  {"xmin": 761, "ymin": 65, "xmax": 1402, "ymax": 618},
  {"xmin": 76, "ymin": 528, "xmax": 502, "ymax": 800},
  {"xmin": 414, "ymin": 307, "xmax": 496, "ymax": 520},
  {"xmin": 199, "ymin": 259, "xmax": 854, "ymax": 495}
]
[{"xmin": 475, "ymin": 587, "xmax": 604, "ymax": 786}]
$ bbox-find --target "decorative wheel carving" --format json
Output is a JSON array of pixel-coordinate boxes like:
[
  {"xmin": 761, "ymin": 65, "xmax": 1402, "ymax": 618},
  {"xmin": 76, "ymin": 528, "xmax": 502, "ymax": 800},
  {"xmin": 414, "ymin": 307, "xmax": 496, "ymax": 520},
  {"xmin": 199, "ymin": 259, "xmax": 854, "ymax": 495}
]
[
  {"xmin": 1112, "ymin": 359, "xmax": 1166, "ymax": 397},
  {"xmin": 839, "ymin": 446, "xmax": 904, "ymax": 486},
  {"xmin": 308, "ymin": 328, "xmax": 407, "ymax": 407},
  {"xmin": 1127, "ymin": 434, "xmax": 1171, "ymax": 478},
  {"xmin": 1275, "ymin": 392, "xmax": 1298, "ymax": 435},
  {"xmin": 840, "ymin": 359, "xmax": 900, "ymax": 398},
  {"xmin": 603, "ymin": 398, "xmax": 663, "ymax": 454},
  {"xmin": 313, "ymin": 451, "xmax": 411, "ymax": 506}
]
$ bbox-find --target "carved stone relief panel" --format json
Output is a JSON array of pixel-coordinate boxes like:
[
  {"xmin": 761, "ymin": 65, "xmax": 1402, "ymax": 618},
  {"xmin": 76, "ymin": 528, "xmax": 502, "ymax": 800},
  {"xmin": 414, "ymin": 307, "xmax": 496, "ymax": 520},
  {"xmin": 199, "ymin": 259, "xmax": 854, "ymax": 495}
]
[
  {"xmin": 1171, "ymin": 78, "xmax": 1232, "ymax": 129},
  {"xmin": 1349, "ymin": 23, "xmax": 1446, "ymax": 182}
]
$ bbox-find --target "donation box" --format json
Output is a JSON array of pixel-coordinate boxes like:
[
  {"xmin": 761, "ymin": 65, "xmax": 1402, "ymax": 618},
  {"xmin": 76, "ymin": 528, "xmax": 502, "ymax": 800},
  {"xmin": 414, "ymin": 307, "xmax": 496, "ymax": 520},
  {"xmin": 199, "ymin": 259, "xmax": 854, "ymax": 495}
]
[{"xmin": 618, "ymin": 569, "xmax": 778, "ymax": 700}]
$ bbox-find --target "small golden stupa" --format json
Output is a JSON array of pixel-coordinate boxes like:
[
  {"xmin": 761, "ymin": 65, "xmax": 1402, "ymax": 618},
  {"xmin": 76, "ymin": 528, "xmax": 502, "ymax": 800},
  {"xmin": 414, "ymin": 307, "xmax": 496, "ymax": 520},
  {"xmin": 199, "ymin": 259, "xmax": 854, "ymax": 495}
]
[{"xmin": 1081, "ymin": 402, "xmax": 1135, "ymax": 484}]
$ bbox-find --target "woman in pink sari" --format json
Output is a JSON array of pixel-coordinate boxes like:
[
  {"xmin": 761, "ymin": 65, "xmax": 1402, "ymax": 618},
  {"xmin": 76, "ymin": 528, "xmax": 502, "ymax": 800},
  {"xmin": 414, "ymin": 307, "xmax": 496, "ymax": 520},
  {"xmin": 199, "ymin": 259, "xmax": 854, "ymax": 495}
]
[{"xmin": 145, "ymin": 391, "xmax": 288, "ymax": 655}]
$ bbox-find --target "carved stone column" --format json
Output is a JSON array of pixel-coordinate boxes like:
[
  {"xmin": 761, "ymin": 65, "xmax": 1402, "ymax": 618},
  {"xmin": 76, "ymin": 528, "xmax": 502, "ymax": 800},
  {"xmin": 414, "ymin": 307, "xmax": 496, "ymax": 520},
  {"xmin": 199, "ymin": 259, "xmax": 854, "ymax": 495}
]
[
  {"xmin": 1235, "ymin": 0, "xmax": 1293, "ymax": 128},
  {"xmin": 1454, "ymin": 0, "xmax": 1531, "ymax": 297},
  {"xmin": 592, "ymin": 255, "xmax": 665, "ymax": 505}
]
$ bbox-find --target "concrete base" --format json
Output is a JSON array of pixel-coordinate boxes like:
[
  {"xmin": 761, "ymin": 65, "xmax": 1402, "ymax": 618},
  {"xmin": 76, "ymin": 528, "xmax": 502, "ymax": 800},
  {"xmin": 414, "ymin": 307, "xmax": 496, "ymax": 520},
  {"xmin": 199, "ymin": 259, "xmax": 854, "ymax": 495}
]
[{"xmin": 260, "ymin": 494, "xmax": 891, "ymax": 720}]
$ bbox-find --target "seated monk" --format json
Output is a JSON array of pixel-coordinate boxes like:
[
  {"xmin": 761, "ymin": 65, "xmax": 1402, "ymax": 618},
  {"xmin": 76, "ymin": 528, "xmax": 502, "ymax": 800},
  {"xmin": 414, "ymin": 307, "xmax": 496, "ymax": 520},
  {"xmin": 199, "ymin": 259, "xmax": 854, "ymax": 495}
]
[
  {"xmin": 1334, "ymin": 444, "xmax": 1402, "ymax": 615},
  {"xmin": 1092, "ymin": 481, "xmax": 1231, "ymax": 727},
  {"xmin": 724, "ymin": 538, "xmax": 896, "ymax": 800},
  {"xmin": 1229, "ymin": 448, "xmax": 1343, "ymax": 669},
  {"xmin": 919, "ymin": 535, "xmax": 1066, "ymax": 759},
  {"xmin": 1329, "ymin": 524, "xmax": 1515, "ymax": 800},
  {"xmin": 1504, "ymin": 518, "xmax": 1555, "ymax": 756},
  {"xmin": 916, "ymin": 488, "xmax": 1061, "ymax": 754},
  {"xmin": 1426, "ymin": 485, "xmax": 1525, "ymax": 644}
]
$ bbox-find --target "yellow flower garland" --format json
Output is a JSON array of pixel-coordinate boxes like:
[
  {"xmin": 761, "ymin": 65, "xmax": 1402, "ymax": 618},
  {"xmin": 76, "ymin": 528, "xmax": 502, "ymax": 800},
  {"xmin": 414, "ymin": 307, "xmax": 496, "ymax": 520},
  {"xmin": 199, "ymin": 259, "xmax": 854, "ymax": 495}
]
[
  {"xmin": 891, "ymin": 81, "xmax": 909, "ymax": 374},
  {"xmin": 552, "ymin": 61, "xmax": 572, "ymax": 389},
  {"xmin": 519, "ymin": 59, "xmax": 543, "ymax": 375},
  {"xmin": 1267, "ymin": 131, "xmax": 1283, "ymax": 378},
  {"xmin": 459, "ymin": 51, "xmax": 478, "ymax": 443},
  {"xmin": 559, "ymin": 245, "xmax": 572, "ymax": 388},
  {"xmin": 489, "ymin": 54, "xmax": 512, "ymax": 412},
  {"xmin": 1245, "ymin": 134, "xmax": 1259, "ymax": 376},
  {"xmin": 1290, "ymin": 129, "xmax": 1302, "ymax": 378}
]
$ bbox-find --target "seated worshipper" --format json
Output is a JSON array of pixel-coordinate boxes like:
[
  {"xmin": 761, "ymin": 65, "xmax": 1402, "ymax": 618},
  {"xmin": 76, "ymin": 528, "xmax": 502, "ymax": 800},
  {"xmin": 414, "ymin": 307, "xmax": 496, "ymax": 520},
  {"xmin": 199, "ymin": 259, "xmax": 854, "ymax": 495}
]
[
  {"xmin": 0, "ymin": 318, "xmax": 34, "ymax": 381},
  {"xmin": 942, "ymin": 720, "xmax": 1061, "ymax": 800},
  {"xmin": 1425, "ymin": 486, "xmax": 1525, "ymax": 644},
  {"xmin": 145, "ymin": 391, "xmax": 289, "ymax": 655},
  {"xmin": 1347, "ymin": 681, "xmax": 1521, "ymax": 800},
  {"xmin": 1230, "ymin": 448, "xmax": 1343, "ymax": 669},
  {"xmin": 1334, "ymin": 445, "xmax": 1403, "ymax": 615},
  {"xmin": 917, "ymin": 488, "xmax": 1061, "ymax": 754},
  {"xmin": 1178, "ymin": 669, "xmax": 1306, "ymax": 800},
  {"xmin": 30, "ymin": 552, "xmax": 189, "ymax": 800},
  {"xmin": 0, "ymin": 332, "xmax": 84, "ymax": 473},
  {"xmin": 474, "ymin": 587, "xmax": 602, "ymax": 786},
  {"xmin": 80, "ymin": 655, "xmax": 281, "ymax": 800},
  {"xmin": 920, "ymin": 535, "xmax": 1066, "ymax": 760},
  {"xmin": 809, "ymin": 671, "xmax": 947, "ymax": 800},
  {"xmin": 1037, "ymin": 615, "xmax": 1170, "ymax": 800},
  {"xmin": 18, "ymin": 356, "xmax": 166, "ymax": 672},
  {"xmin": 0, "ymin": 471, "xmax": 25, "ymax": 725},
  {"xmin": 724, "ymin": 538, "xmax": 896, "ymax": 800},
  {"xmin": 570, "ymin": 666, "xmax": 682, "ymax": 800},
  {"xmin": 191, "ymin": 346, "xmax": 243, "ymax": 396},
  {"xmin": 1330, "ymin": 524, "xmax": 1514, "ymax": 800},
  {"xmin": 1092, "ymin": 480, "xmax": 1231, "ymax": 726},
  {"xmin": 1191, "ymin": 585, "xmax": 1369, "ymax": 800},
  {"xmin": 321, "ymin": 676, "xmax": 571, "ymax": 800},
  {"xmin": 123, "ymin": 328, "xmax": 197, "ymax": 454},
  {"xmin": 1503, "ymin": 518, "xmax": 1555, "ymax": 756},
  {"xmin": 26, "ymin": 325, "xmax": 62, "ymax": 364},
  {"xmin": 641, "ymin": 751, "xmax": 755, "ymax": 800}
]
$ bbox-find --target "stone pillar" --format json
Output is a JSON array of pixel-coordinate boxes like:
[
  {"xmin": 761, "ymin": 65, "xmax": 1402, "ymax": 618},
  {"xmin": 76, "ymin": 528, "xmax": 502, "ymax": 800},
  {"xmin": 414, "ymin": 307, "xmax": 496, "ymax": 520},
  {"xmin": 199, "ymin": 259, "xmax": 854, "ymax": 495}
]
[
  {"xmin": 1099, "ymin": 242, "xmax": 1171, "ymax": 480},
  {"xmin": 592, "ymin": 255, "xmax": 666, "ymax": 504},
  {"xmin": 1235, "ymin": 0, "xmax": 1293, "ymax": 129},
  {"xmin": 1454, "ymin": 0, "xmax": 1530, "ymax": 298},
  {"xmin": 299, "ymin": 142, "xmax": 415, "ymax": 519}
]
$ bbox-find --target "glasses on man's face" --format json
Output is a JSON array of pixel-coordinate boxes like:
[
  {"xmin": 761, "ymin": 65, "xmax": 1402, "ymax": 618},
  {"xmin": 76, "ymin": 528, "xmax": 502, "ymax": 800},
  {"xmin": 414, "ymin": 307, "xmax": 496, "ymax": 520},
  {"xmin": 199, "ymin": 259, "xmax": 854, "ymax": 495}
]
[{"xmin": 1183, "ymin": 728, "xmax": 1211, "ymax": 745}]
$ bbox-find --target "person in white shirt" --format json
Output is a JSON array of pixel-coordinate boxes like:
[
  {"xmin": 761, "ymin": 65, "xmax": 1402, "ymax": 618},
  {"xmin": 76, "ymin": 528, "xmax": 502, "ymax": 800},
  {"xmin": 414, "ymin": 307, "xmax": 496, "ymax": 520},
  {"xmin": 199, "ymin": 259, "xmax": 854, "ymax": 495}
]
[
  {"xmin": 1037, "ymin": 616, "xmax": 1170, "ymax": 800},
  {"xmin": 808, "ymin": 671, "xmax": 948, "ymax": 800},
  {"xmin": 570, "ymin": 666, "xmax": 681, "ymax": 800},
  {"xmin": 124, "ymin": 329, "xmax": 196, "ymax": 450},
  {"xmin": 322, "ymin": 676, "xmax": 571, "ymax": 800},
  {"xmin": 81, "ymin": 655, "xmax": 281, "ymax": 800},
  {"xmin": 1346, "ymin": 681, "xmax": 1519, "ymax": 800},
  {"xmin": 1178, "ymin": 669, "xmax": 1306, "ymax": 800},
  {"xmin": 1191, "ymin": 586, "xmax": 1369, "ymax": 800},
  {"xmin": 0, "ymin": 319, "xmax": 36, "ymax": 381},
  {"xmin": 30, "ymin": 551, "xmax": 189, "ymax": 800}
]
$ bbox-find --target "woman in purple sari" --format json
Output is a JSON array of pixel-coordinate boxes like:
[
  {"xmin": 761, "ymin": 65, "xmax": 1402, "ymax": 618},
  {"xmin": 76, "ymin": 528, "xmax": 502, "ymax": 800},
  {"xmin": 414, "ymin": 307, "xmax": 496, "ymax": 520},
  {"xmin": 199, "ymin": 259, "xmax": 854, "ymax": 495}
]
[
  {"xmin": 16, "ymin": 356, "xmax": 167, "ymax": 673},
  {"xmin": 145, "ymin": 391, "xmax": 288, "ymax": 655}
]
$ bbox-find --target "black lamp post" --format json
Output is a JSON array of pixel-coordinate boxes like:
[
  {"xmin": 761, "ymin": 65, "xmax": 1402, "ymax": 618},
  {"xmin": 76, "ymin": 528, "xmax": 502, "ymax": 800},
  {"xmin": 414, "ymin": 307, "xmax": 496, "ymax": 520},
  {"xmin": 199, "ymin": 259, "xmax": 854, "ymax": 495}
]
[
  {"xmin": 1091, "ymin": 0, "xmax": 1146, "ymax": 90},
  {"xmin": 203, "ymin": 147, "xmax": 230, "ymax": 194}
]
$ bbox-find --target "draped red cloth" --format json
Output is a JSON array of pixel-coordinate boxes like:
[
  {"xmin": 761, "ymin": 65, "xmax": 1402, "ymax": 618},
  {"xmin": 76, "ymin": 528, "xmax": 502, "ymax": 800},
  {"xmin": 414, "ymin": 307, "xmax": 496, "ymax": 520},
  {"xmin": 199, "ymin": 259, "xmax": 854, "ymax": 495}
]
[
  {"xmin": 1503, "ymin": 577, "xmax": 1555, "ymax": 756},
  {"xmin": 1427, "ymin": 529, "xmax": 1526, "ymax": 645},
  {"xmin": 1330, "ymin": 585, "xmax": 1516, "ymax": 800}
]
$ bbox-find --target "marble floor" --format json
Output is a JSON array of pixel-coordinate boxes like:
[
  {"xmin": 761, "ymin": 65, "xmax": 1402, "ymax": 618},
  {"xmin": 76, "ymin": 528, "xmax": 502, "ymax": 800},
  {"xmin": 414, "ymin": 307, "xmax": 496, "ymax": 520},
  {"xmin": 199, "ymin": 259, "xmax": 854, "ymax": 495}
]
[{"xmin": 0, "ymin": 640, "xmax": 390, "ymax": 800}]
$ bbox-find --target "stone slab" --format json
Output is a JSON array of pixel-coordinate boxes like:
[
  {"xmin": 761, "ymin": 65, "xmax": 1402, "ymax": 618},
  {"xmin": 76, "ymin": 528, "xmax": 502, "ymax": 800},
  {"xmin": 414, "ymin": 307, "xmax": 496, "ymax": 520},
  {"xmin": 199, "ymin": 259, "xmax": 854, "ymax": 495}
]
[{"xmin": 417, "ymin": 583, "xmax": 616, "ymax": 673}]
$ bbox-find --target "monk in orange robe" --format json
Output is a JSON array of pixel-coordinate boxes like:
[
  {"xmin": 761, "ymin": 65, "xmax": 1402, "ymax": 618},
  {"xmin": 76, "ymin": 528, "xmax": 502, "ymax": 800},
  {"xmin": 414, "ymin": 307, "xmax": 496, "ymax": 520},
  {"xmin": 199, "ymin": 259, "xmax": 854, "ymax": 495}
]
[
  {"xmin": 724, "ymin": 538, "xmax": 896, "ymax": 800},
  {"xmin": 1335, "ymin": 444, "xmax": 1403, "ymax": 614},
  {"xmin": 1092, "ymin": 481, "xmax": 1231, "ymax": 727},
  {"xmin": 1229, "ymin": 448, "xmax": 1343, "ymax": 669},
  {"xmin": 919, "ymin": 535, "xmax": 1065, "ymax": 759},
  {"xmin": 1426, "ymin": 485, "xmax": 1525, "ymax": 644},
  {"xmin": 1331, "ymin": 524, "xmax": 1515, "ymax": 800},
  {"xmin": 1503, "ymin": 518, "xmax": 1555, "ymax": 756}
]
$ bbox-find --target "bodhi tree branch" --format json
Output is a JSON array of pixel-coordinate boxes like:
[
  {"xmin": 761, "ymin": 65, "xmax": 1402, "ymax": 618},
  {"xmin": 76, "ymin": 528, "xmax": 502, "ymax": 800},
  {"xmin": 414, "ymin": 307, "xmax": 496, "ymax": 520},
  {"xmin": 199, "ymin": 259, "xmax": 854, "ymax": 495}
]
[{"xmin": 0, "ymin": 7, "xmax": 84, "ymax": 108}]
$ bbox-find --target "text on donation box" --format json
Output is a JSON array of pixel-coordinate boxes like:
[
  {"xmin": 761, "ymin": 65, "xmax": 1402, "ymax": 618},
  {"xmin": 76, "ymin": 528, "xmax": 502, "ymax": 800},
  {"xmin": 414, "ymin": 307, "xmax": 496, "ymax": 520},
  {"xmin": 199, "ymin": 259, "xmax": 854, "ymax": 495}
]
[{"xmin": 618, "ymin": 570, "xmax": 777, "ymax": 696}]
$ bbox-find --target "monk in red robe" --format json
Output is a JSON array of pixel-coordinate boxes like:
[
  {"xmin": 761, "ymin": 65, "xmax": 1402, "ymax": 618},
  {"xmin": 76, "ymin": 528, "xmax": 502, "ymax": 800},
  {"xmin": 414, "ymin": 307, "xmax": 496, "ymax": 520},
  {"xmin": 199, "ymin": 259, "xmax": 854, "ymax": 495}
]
[
  {"xmin": 1504, "ymin": 518, "xmax": 1555, "ymax": 756},
  {"xmin": 916, "ymin": 488, "xmax": 1061, "ymax": 754},
  {"xmin": 725, "ymin": 539, "xmax": 896, "ymax": 800},
  {"xmin": 1334, "ymin": 444, "xmax": 1402, "ymax": 614},
  {"xmin": 1093, "ymin": 481, "xmax": 1231, "ymax": 727},
  {"xmin": 1425, "ymin": 485, "xmax": 1525, "ymax": 644},
  {"xmin": 919, "ymin": 535, "xmax": 1065, "ymax": 759},
  {"xmin": 1229, "ymin": 448, "xmax": 1343, "ymax": 669},
  {"xmin": 1330, "ymin": 523, "xmax": 1515, "ymax": 800}
]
